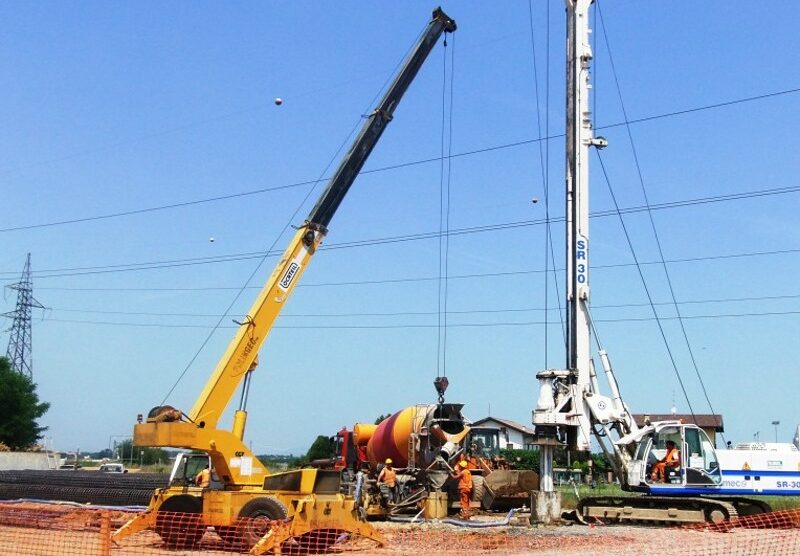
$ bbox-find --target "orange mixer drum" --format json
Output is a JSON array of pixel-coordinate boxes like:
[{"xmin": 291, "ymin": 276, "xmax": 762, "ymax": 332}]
[{"xmin": 357, "ymin": 404, "xmax": 470, "ymax": 468}]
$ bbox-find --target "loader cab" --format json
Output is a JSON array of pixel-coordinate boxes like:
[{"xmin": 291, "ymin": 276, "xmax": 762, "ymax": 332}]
[
  {"xmin": 631, "ymin": 423, "xmax": 721, "ymax": 491},
  {"xmin": 467, "ymin": 427, "xmax": 501, "ymax": 458}
]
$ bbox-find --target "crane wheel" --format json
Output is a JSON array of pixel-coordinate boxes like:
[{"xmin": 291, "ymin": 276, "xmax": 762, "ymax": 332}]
[
  {"xmin": 236, "ymin": 497, "xmax": 289, "ymax": 547},
  {"xmin": 154, "ymin": 495, "xmax": 204, "ymax": 548}
]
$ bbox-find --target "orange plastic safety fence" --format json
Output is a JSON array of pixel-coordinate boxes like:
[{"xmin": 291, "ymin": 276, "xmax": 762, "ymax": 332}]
[
  {"xmin": 684, "ymin": 507, "xmax": 800, "ymax": 532},
  {"xmin": 0, "ymin": 502, "xmax": 799, "ymax": 555}
]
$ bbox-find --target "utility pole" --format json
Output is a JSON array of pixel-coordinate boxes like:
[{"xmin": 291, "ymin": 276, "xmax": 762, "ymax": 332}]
[
  {"xmin": 4, "ymin": 253, "xmax": 45, "ymax": 378},
  {"xmin": 532, "ymin": 0, "xmax": 606, "ymax": 523}
]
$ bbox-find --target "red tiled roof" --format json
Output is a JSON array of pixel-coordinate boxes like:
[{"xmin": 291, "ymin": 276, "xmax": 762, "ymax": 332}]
[{"xmin": 632, "ymin": 413, "xmax": 724, "ymax": 432}]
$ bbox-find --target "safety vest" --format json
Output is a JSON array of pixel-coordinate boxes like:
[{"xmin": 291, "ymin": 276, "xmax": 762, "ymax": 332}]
[
  {"xmin": 196, "ymin": 469, "xmax": 210, "ymax": 487},
  {"xmin": 458, "ymin": 468, "xmax": 473, "ymax": 492},
  {"xmin": 381, "ymin": 467, "xmax": 397, "ymax": 487},
  {"xmin": 665, "ymin": 447, "xmax": 679, "ymax": 463}
]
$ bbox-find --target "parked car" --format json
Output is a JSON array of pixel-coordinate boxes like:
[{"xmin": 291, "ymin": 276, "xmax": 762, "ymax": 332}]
[{"xmin": 98, "ymin": 463, "xmax": 127, "ymax": 473}]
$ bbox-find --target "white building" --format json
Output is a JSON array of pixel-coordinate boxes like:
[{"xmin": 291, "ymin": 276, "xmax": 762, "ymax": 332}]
[{"xmin": 471, "ymin": 416, "xmax": 536, "ymax": 450}]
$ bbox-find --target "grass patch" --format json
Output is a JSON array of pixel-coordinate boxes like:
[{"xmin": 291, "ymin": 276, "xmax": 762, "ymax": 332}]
[
  {"xmin": 557, "ymin": 483, "xmax": 627, "ymax": 509},
  {"xmin": 755, "ymin": 496, "xmax": 800, "ymax": 511}
]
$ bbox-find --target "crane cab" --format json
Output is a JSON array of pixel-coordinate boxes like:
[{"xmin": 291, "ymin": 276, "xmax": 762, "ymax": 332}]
[
  {"xmin": 168, "ymin": 453, "xmax": 215, "ymax": 488},
  {"xmin": 622, "ymin": 421, "xmax": 722, "ymax": 494}
]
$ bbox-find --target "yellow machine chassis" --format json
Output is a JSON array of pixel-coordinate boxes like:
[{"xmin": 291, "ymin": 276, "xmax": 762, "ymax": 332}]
[{"xmin": 112, "ymin": 468, "xmax": 384, "ymax": 555}]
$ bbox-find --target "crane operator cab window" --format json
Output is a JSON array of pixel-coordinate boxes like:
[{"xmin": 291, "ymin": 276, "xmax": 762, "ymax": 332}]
[
  {"xmin": 684, "ymin": 427, "xmax": 721, "ymax": 486},
  {"xmin": 170, "ymin": 453, "xmax": 218, "ymax": 488},
  {"xmin": 644, "ymin": 427, "xmax": 721, "ymax": 487},
  {"xmin": 646, "ymin": 433, "xmax": 683, "ymax": 485}
]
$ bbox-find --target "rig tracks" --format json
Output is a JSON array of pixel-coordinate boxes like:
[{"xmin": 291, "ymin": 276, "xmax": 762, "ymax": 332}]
[{"xmin": 577, "ymin": 495, "xmax": 741, "ymax": 525}]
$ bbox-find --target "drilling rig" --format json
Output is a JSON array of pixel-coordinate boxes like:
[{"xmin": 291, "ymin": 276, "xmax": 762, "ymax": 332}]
[{"xmin": 531, "ymin": 0, "xmax": 800, "ymax": 525}]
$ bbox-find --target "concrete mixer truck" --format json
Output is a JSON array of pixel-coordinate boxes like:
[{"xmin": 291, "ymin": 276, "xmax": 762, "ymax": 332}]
[
  {"xmin": 352, "ymin": 403, "xmax": 471, "ymax": 517},
  {"xmin": 317, "ymin": 389, "xmax": 538, "ymax": 517}
]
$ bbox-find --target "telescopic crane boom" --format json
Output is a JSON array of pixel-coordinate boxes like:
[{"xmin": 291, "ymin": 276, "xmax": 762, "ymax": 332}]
[
  {"xmin": 136, "ymin": 8, "xmax": 456, "ymax": 489},
  {"xmin": 115, "ymin": 9, "xmax": 455, "ymax": 555}
]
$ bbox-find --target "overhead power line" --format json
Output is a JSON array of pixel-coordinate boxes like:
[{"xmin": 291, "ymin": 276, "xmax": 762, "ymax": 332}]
[
  {"xmin": 3, "ymin": 185, "xmax": 799, "ymax": 280},
  {"xmin": 36, "ymin": 309, "xmax": 800, "ymax": 331},
  {"xmin": 596, "ymin": 0, "xmax": 721, "ymax": 437},
  {"xmin": 1, "ymin": 86, "xmax": 798, "ymax": 235},
  {"xmin": 46, "ymin": 292, "xmax": 800, "ymax": 319},
  {"xmin": 23, "ymin": 246, "xmax": 800, "ymax": 289}
]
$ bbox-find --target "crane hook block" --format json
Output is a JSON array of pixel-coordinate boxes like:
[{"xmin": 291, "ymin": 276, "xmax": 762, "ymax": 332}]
[{"xmin": 434, "ymin": 376, "xmax": 449, "ymax": 403}]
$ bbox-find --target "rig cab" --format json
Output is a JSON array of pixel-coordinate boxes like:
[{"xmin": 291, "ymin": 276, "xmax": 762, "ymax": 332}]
[{"xmin": 621, "ymin": 421, "xmax": 722, "ymax": 493}]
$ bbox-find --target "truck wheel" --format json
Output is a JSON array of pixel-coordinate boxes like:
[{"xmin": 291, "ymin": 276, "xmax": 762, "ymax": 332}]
[
  {"xmin": 154, "ymin": 495, "xmax": 204, "ymax": 548},
  {"xmin": 237, "ymin": 497, "xmax": 289, "ymax": 547}
]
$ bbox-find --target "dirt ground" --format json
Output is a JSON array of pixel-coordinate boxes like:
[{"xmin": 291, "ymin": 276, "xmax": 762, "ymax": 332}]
[{"xmin": 0, "ymin": 502, "xmax": 797, "ymax": 555}]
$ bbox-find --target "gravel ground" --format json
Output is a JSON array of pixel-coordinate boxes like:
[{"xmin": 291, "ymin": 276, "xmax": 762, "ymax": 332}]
[{"xmin": 0, "ymin": 502, "xmax": 797, "ymax": 555}]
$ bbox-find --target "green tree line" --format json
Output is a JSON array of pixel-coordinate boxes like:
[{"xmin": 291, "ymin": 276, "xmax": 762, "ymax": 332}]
[{"xmin": 0, "ymin": 357, "xmax": 50, "ymax": 450}]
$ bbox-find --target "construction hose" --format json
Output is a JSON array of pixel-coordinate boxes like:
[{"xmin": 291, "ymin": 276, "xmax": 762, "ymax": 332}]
[
  {"xmin": 389, "ymin": 488, "xmax": 428, "ymax": 515},
  {"xmin": 388, "ymin": 507, "xmax": 522, "ymax": 528}
]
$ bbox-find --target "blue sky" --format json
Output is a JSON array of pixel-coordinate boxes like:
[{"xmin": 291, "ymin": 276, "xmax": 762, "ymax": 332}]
[{"xmin": 1, "ymin": 1, "xmax": 798, "ymax": 455}]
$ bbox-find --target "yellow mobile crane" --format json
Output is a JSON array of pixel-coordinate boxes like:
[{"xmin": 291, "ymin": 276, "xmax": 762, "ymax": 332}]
[{"xmin": 112, "ymin": 8, "xmax": 456, "ymax": 554}]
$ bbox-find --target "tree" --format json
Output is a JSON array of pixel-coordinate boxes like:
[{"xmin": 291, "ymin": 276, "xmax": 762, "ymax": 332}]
[
  {"xmin": 305, "ymin": 435, "xmax": 334, "ymax": 461},
  {"xmin": 0, "ymin": 357, "xmax": 50, "ymax": 449},
  {"xmin": 500, "ymin": 448, "xmax": 540, "ymax": 471},
  {"xmin": 374, "ymin": 414, "xmax": 391, "ymax": 425},
  {"xmin": 116, "ymin": 439, "xmax": 169, "ymax": 466},
  {"xmin": 91, "ymin": 448, "xmax": 114, "ymax": 459}
]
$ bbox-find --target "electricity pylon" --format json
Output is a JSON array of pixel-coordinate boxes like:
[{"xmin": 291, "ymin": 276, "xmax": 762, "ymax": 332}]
[{"xmin": 4, "ymin": 253, "xmax": 44, "ymax": 378}]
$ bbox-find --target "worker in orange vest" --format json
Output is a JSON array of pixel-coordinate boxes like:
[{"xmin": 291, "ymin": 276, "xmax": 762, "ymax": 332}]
[
  {"xmin": 650, "ymin": 440, "xmax": 680, "ymax": 482},
  {"xmin": 195, "ymin": 465, "xmax": 211, "ymax": 488},
  {"xmin": 377, "ymin": 458, "xmax": 398, "ymax": 504},
  {"xmin": 452, "ymin": 460, "xmax": 473, "ymax": 519},
  {"xmin": 458, "ymin": 451, "xmax": 480, "ymax": 471}
]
